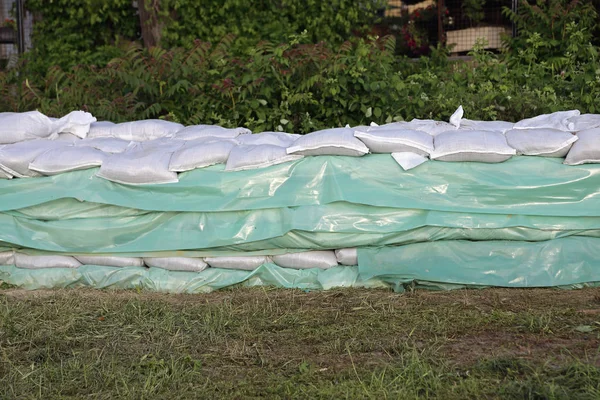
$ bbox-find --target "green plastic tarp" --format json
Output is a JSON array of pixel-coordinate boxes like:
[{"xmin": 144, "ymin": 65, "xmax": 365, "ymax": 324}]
[{"xmin": 1, "ymin": 155, "xmax": 599, "ymax": 216}]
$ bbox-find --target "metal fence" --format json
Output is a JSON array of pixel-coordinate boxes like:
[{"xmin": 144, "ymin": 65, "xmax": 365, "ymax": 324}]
[
  {"xmin": 0, "ymin": 0, "xmax": 32, "ymax": 60},
  {"xmin": 384, "ymin": 0, "xmax": 515, "ymax": 57}
]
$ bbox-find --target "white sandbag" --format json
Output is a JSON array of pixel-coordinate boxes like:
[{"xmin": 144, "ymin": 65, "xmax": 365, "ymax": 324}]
[
  {"xmin": 354, "ymin": 128, "xmax": 433, "ymax": 155},
  {"xmin": 205, "ymin": 256, "xmax": 268, "ymax": 271},
  {"xmin": 226, "ymin": 144, "xmax": 303, "ymax": 171},
  {"xmin": 505, "ymin": 128, "xmax": 578, "ymax": 157},
  {"xmin": 286, "ymin": 128, "xmax": 369, "ymax": 156},
  {"xmin": 15, "ymin": 253, "xmax": 82, "ymax": 269},
  {"xmin": 75, "ymin": 137, "xmax": 133, "ymax": 153},
  {"xmin": 0, "ymin": 251, "xmax": 14, "ymax": 265},
  {"xmin": 0, "ymin": 140, "xmax": 69, "ymax": 177},
  {"xmin": 169, "ymin": 140, "xmax": 236, "ymax": 172},
  {"xmin": 237, "ymin": 132, "xmax": 300, "ymax": 147},
  {"xmin": 144, "ymin": 257, "xmax": 208, "ymax": 272},
  {"xmin": 88, "ymin": 121, "xmax": 116, "ymax": 138},
  {"xmin": 431, "ymin": 130, "xmax": 516, "ymax": 163},
  {"xmin": 0, "ymin": 111, "xmax": 56, "ymax": 144},
  {"xmin": 88, "ymin": 119, "xmax": 184, "ymax": 141},
  {"xmin": 405, "ymin": 119, "xmax": 456, "ymax": 136},
  {"xmin": 29, "ymin": 146, "xmax": 106, "ymax": 175},
  {"xmin": 335, "ymin": 248, "xmax": 358, "ymax": 266},
  {"xmin": 392, "ymin": 152, "xmax": 428, "ymax": 171},
  {"xmin": 567, "ymin": 114, "xmax": 600, "ymax": 132},
  {"xmin": 97, "ymin": 140, "xmax": 184, "ymax": 185},
  {"xmin": 175, "ymin": 125, "xmax": 251, "ymax": 141},
  {"xmin": 75, "ymin": 255, "xmax": 145, "ymax": 268},
  {"xmin": 513, "ymin": 110, "xmax": 580, "ymax": 131},
  {"xmin": 0, "ymin": 169, "xmax": 12, "ymax": 179},
  {"xmin": 56, "ymin": 133, "xmax": 82, "ymax": 143},
  {"xmin": 271, "ymin": 251, "xmax": 338, "ymax": 270},
  {"xmin": 458, "ymin": 119, "xmax": 515, "ymax": 134},
  {"xmin": 0, "ymin": 146, "xmax": 12, "ymax": 179},
  {"xmin": 52, "ymin": 111, "xmax": 97, "ymax": 138},
  {"xmin": 449, "ymin": 105, "xmax": 464, "ymax": 128},
  {"xmin": 564, "ymin": 128, "xmax": 600, "ymax": 165}
]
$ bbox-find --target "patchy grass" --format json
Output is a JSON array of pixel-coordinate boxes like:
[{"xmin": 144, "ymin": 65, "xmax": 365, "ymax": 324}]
[{"xmin": 1, "ymin": 287, "xmax": 599, "ymax": 399}]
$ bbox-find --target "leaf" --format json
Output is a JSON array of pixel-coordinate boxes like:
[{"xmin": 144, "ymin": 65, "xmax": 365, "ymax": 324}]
[
  {"xmin": 365, "ymin": 107, "xmax": 372, "ymax": 118},
  {"xmin": 574, "ymin": 325, "xmax": 595, "ymax": 333}
]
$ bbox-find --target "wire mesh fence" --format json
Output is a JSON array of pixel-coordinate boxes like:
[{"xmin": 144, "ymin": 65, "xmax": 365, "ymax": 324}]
[
  {"xmin": 0, "ymin": 0, "xmax": 32, "ymax": 61},
  {"xmin": 383, "ymin": 0, "xmax": 514, "ymax": 57}
]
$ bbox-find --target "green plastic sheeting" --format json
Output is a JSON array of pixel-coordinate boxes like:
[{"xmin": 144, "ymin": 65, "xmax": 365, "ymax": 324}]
[
  {"xmin": 1, "ymin": 156, "xmax": 600, "ymax": 216},
  {"xmin": 3, "ymin": 201, "xmax": 600, "ymax": 253},
  {"xmin": 358, "ymin": 237, "xmax": 600, "ymax": 289},
  {"xmin": 3, "ymin": 237, "xmax": 600, "ymax": 292}
]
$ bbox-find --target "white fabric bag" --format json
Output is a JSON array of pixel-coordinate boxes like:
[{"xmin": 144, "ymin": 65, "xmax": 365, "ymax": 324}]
[
  {"xmin": 405, "ymin": 119, "xmax": 456, "ymax": 136},
  {"xmin": 567, "ymin": 114, "xmax": 600, "ymax": 132},
  {"xmin": 0, "ymin": 111, "xmax": 55, "ymax": 144},
  {"xmin": 205, "ymin": 256, "xmax": 268, "ymax": 271},
  {"xmin": 30, "ymin": 146, "xmax": 106, "ymax": 175},
  {"xmin": 237, "ymin": 132, "xmax": 300, "ymax": 147},
  {"xmin": 564, "ymin": 128, "xmax": 600, "ymax": 165},
  {"xmin": 144, "ymin": 257, "xmax": 208, "ymax": 272},
  {"xmin": 0, "ymin": 139, "xmax": 69, "ymax": 177},
  {"xmin": 458, "ymin": 119, "xmax": 515, "ymax": 134},
  {"xmin": 88, "ymin": 119, "xmax": 184, "ymax": 141},
  {"xmin": 431, "ymin": 130, "xmax": 516, "ymax": 163},
  {"xmin": 271, "ymin": 251, "xmax": 338, "ymax": 270},
  {"xmin": 75, "ymin": 137, "xmax": 133, "ymax": 153},
  {"xmin": 15, "ymin": 253, "xmax": 82, "ymax": 269},
  {"xmin": 174, "ymin": 125, "xmax": 251, "ymax": 141},
  {"xmin": 169, "ymin": 140, "xmax": 236, "ymax": 172},
  {"xmin": 513, "ymin": 110, "xmax": 580, "ymax": 131},
  {"xmin": 0, "ymin": 110, "xmax": 95, "ymax": 143},
  {"xmin": 226, "ymin": 144, "xmax": 302, "ymax": 171},
  {"xmin": 97, "ymin": 140, "xmax": 184, "ymax": 185},
  {"xmin": 505, "ymin": 128, "xmax": 578, "ymax": 157},
  {"xmin": 0, "ymin": 251, "xmax": 14, "ymax": 265},
  {"xmin": 52, "ymin": 111, "xmax": 97, "ymax": 138},
  {"xmin": 354, "ymin": 128, "xmax": 433, "ymax": 155},
  {"xmin": 287, "ymin": 128, "xmax": 369, "ymax": 156},
  {"xmin": 88, "ymin": 121, "xmax": 116, "ymax": 138},
  {"xmin": 0, "ymin": 169, "xmax": 12, "ymax": 179},
  {"xmin": 391, "ymin": 152, "xmax": 428, "ymax": 170},
  {"xmin": 335, "ymin": 248, "xmax": 358, "ymax": 266},
  {"xmin": 75, "ymin": 255, "xmax": 145, "ymax": 268}
]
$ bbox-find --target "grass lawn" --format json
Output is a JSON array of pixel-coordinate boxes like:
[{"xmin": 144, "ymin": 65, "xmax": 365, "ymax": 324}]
[{"xmin": 1, "ymin": 285, "xmax": 599, "ymax": 399}]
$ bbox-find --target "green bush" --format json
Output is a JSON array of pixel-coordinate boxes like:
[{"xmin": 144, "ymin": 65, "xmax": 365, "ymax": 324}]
[
  {"xmin": 24, "ymin": 0, "xmax": 141, "ymax": 75},
  {"xmin": 23, "ymin": 0, "xmax": 386, "ymax": 74},
  {"xmin": 160, "ymin": 0, "xmax": 387, "ymax": 49},
  {"xmin": 3, "ymin": 27, "xmax": 599, "ymax": 131}
]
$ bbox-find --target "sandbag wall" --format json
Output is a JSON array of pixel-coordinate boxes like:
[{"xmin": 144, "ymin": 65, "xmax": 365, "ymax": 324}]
[{"xmin": 1, "ymin": 108, "xmax": 600, "ymax": 292}]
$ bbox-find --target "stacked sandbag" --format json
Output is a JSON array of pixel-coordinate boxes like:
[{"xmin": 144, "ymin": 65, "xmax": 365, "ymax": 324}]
[{"xmin": 1, "ymin": 108, "xmax": 600, "ymax": 293}]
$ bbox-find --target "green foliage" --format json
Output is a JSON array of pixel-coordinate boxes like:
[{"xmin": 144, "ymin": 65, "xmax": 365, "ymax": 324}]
[
  {"xmin": 24, "ymin": 0, "xmax": 141, "ymax": 75},
  {"xmin": 23, "ymin": 0, "xmax": 386, "ymax": 74},
  {"xmin": 462, "ymin": 0, "xmax": 486, "ymax": 27},
  {"xmin": 3, "ymin": 0, "xmax": 599, "ymax": 130},
  {"xmin": 159, "ymin": 0, "xmax": 387, "ymax": 49},
  {"xmin": 502, "ymin": 0, "xmax": 598, "ymax": 67}
]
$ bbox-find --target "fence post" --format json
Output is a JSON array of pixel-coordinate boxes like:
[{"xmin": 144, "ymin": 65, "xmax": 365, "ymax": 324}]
[
  {"xmin": 511, "ymin": 0, "xmax": 518, "ymax": 38},
  {"xmin": 15, "ymin": 0, "xmax": 25, "ymax": 54},
  {"xmin": 437, "ymin": 0, "xmax": 444, "ymax": 46}
]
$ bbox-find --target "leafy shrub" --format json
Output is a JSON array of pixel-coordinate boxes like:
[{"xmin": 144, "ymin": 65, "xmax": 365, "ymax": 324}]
[
  {"xmin": 2, "ymin": 26, "xmax": 599, "ymax": 132},
  {"xmin": 23, "ymin": 0, "xmax": 387, "ymax": 74},
  {"xmin": 24, "ymin": 0, "xmax": 141, "ymax": 75}
]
